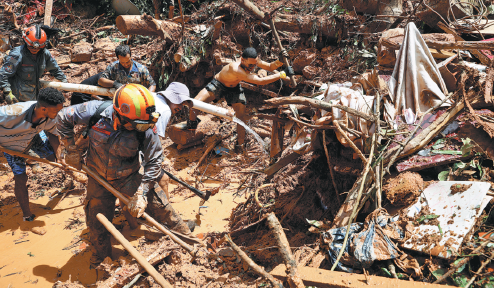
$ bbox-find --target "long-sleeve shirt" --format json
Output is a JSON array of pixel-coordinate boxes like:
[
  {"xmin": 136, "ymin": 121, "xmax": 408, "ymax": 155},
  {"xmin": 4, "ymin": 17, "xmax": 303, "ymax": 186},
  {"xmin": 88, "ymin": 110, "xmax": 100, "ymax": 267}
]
[
  {"xmin": 0, "ymin": 101, "xmax": 59, "ymax": 152},
  {"xmin": 0, "ymin": 45, "xmax": 67, "ymax": 101},
  {"xmin": 56, "ymin": 100, "xmax": 163, "ymax": 184}
]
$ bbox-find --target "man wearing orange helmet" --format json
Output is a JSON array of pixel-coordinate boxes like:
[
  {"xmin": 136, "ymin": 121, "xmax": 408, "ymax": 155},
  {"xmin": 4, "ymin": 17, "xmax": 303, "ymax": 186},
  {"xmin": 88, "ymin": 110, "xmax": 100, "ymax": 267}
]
[
  {"xmin": 56, "ymin": 84, "xmax": 192, "ymax": 265},
  {"xmin": 0, "ymin": 25, "xmax": 67, "ymax": 104}
]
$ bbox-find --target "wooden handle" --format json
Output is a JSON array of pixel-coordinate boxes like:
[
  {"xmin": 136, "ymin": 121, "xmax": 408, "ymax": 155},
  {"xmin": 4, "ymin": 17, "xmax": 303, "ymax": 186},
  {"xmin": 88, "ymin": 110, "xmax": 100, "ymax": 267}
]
[
  {"xmin": 268, "ymin": 19, "xmax": 297, "ymax": 88},
  {"xmin": 96, "ymin": 213, "xmax": 173, "ymax": 288},
  {"xmin": 0, "ymin": 146, "xmax": 85, "ymax": 174},
  {"xmin": 82, "ymin": 164, "xmax": 196, "ymax": 255}
]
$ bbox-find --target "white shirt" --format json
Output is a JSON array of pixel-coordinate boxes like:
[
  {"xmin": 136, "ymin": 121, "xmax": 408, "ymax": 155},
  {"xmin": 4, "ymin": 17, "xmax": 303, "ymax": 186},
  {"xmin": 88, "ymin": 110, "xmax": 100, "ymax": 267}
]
[
  {"xmin": 154, "ymin": 93, "xmax": 172, "ymax": 138},
  {"xmin": 0, "ymin": 101, "xmax": 59, "ymax": 152}
]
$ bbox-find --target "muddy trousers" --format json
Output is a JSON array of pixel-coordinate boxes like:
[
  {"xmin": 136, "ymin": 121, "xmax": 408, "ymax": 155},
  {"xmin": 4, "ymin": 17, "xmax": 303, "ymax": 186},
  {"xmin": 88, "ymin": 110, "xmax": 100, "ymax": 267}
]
[{"xmin": 85, "ymin": 172, "xmax": 191, "ymax": 261}]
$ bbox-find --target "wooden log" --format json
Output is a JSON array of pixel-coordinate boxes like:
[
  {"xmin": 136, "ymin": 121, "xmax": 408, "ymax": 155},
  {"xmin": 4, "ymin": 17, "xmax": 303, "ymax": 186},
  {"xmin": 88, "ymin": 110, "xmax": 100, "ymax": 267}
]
[
  {"xmin": 270, "ymin": 112, "xmax": 285, "ymax": 159},
  {"xmin": 43, "ymin": 0, "xmax": 53, "ymax": 26},
  {"xmin": 241, "ymin": 82, "xmax": 279, "ymax": 98},
  {"xmin": 116, "ymin": 15, "xmax": 181, "ymax": 42},
  {"xmin": 266, "ymin": 213, "xmax": 305, "ymax": 288},
  {"xmin": 225, "ymin": 234, "xmax": 284, "ymax": 288},
  {"xmin": 271, "ymin": 264, "xmax": 447, "ymax": 288},
  {"xmin": 97, "ymin": 213, "xmax": 173, "ymax": 288},
  {"xmin": 99, "ymin": 242, "xmax": 177, "ymax": 288}
]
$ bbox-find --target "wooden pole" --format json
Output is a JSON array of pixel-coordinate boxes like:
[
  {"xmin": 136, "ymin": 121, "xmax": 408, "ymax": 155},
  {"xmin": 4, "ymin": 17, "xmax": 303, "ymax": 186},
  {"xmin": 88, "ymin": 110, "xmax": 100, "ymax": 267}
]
[
  {"xmin": 0, "ymin": 146, "xmax": 85, "ymax": 174},
  {"xmin": 268, "ymin": 18, "xmax": 297, "ymax": 87},
  {"xmin": 96, "ymin": 213, "xmax": 172, "ymax": 288},
  {"xmin": 225, "ymin": 234, "xmax": 284, "ymax": 288},
  {"xmin": 82, "ymin": 164, "xmax": 198, "ymax": 256},
  {"xmin": 43, "ymin": 0, "xmax": 53, "ymax": 26},
  {"xmin": 266, "ymin": 213, "xmax": 305, "ymax": 288}
]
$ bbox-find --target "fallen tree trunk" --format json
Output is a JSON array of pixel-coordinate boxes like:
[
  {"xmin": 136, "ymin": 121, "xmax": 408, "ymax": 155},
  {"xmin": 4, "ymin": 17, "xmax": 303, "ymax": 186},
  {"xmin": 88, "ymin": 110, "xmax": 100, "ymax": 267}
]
[
  {"xmin": 266, "ymin": 213, "xmax": 305, "ymax": 288},
  {"xmin": 117, "ymin": 11, "xmax": 342, "ymax": 40},
  {"xmin": 382, "ymin": 38, "xmax": 494, "ymax": 51},
  {"xmin": 116, "ymin": 15, "xmax": 181, "ymax": 42},
  {"xmin": 438, "ymin": 22, "xmax": 490, "ymax": 65}
]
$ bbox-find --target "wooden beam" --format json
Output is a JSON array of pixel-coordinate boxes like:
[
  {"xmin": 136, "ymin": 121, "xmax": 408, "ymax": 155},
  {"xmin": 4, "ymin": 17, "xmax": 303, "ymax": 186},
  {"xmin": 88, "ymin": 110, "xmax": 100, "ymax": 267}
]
[{"xmin": 271, "ymin": 264, "xmax": 447, "ymax": 288}]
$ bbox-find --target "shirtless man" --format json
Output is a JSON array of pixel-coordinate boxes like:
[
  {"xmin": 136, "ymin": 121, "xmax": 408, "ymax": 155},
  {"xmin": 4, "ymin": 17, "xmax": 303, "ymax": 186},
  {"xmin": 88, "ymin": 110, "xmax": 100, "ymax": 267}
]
[{"xmin": 188, "ymin": 47, "xmax": 294, "ymax": 152}]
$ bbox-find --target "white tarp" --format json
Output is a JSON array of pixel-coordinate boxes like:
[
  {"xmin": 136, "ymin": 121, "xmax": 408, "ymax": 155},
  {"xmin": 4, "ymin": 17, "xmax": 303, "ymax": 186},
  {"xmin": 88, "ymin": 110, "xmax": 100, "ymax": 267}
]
[
  {"xmin": 387, "ymin": 22, "xmax": 451, "ymax": 122},
  {"xmin": 399, "ymin": 181, "xmax": 491, "ymax": 259}
]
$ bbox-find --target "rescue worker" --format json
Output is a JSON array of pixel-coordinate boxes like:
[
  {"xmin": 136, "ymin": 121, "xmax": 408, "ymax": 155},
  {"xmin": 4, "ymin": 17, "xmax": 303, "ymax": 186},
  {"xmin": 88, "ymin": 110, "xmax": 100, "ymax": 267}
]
[
  {"xmin": 0, "ymin": 25, "xmax": 67, "ymax": 104},
  {"xmin": 70, "ymin": 44, "xmax": 156, "ymax": 105},
  {"xmin": 0, "ymin": 87, "xmax": 65, "ymax": 221},
  {"xmin": 188, "ymin": 47, "xmax": 294, "ymax": 152},
  {"xmin": 153, "ymin": 82, "xmax": 193, "ymax": 199},
  {"xmin": 56, "ymin": 84, "xmax": 191, "ymax": 264}
]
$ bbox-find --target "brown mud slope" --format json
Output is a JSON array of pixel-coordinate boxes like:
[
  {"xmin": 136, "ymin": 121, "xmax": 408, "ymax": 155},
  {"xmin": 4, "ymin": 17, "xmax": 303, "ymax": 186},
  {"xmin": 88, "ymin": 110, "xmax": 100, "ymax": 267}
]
[
  {"xmin": 229, "ymin": 151, "xmax": 357, "ymax": 267},
  {"xmin": 384, "ymin": 171, "xmax": 424, "ymax": 206}
]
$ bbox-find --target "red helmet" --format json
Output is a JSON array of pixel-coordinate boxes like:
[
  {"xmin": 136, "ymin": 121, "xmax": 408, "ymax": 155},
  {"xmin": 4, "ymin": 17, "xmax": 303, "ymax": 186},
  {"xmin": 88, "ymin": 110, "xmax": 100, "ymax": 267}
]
[{"xmin": 23, "ymin": 25, "xmax": 47, "ymax": 49}]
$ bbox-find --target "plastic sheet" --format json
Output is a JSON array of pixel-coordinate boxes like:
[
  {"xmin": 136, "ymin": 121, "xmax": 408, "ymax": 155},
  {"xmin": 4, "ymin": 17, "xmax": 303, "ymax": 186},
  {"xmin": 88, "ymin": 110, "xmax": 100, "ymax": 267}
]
[{"xmin": 321, "ymin": 209, "xmax": 405, "ymax": 273}]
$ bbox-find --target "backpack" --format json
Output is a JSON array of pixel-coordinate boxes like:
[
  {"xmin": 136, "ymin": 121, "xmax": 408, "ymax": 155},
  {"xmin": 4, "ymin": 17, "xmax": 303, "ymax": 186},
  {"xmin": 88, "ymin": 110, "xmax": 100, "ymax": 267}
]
[
  {"xmin": 81, "ymin": 100, "xmax": 146, "ymax": 148},
  {"xmin": 82, "ymin": 100, "xmax": 113, "ymax": 139}
]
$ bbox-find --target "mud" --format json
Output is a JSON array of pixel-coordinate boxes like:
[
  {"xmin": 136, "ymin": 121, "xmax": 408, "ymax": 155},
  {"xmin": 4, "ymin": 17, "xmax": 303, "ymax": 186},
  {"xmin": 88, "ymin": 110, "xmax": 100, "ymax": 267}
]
[
  {"xmin": 450, "ymin": 183, "xmax": 472, "ymax": 194},
  {"xmin": 384, "ymin": 172, "xmax": 423, "ymax": 206}
]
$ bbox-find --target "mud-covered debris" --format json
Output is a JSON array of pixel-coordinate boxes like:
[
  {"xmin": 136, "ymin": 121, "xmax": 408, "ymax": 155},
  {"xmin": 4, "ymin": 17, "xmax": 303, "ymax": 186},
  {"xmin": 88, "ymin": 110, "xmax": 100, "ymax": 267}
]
[{"xmin": 384, "ymin": 171, "xmax": 423, "ymax": 206}]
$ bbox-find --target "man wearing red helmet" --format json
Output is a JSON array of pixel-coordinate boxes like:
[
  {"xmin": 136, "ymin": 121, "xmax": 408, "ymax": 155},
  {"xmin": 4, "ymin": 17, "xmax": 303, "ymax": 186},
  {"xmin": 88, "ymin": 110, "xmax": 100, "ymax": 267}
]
[
  {"xmin": 0, "ymin": 25, "xmax": 67, "ymax": 104},
  {"xmin": 56, "ymin": 84, "xmax": 193, "ymax": 265}
]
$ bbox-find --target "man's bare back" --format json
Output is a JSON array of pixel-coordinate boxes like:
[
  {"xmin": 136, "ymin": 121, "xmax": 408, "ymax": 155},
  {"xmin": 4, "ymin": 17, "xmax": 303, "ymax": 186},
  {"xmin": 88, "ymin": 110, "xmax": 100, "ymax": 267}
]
[{"xmin": 215, "ymin": 60, "xmax": 247, "ymax": 88}]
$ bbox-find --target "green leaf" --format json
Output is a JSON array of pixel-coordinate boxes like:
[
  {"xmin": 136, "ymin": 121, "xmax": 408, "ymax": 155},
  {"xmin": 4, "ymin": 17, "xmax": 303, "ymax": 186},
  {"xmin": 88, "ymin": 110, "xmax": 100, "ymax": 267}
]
[
  {"xmin": 433, "ymin": 139, "xmax": 446, "ymax": 149},
  {"xmin": 416, "ymin": 214, "xmax": 440, "ymax": 223},
  {"xmin": 452, "ymin": 274, "xmax": 469, "ymax": 287},
  {"xmin": 381, "ymin": 267, "xmax": 392, "ymax": 277},
  {"xmin": 431, "ymin": 150, "xmax": 461, "ymax": 155},
  {"xmin": 456, "ymin": 263, "xmax": 467, "ymax": 274},
  {"xmin": 453, "ymin": 162, "xmax": 467, "ymax": 171},
  {"xmin": 306, "ymin": 219, "xmax": 322, "ymax": 228},
  {"xmin": 183, "ymin": 57, "xmax": 191, "ymax": 65},
  {"xmin": 461, "ymin": 138, "xmax": 474, "ymax": 157},
  {"xmin": 438, "ymin": 223, "xmax": 443, "ymax": 235},
  {"xmin": 438, "ymin": 170, "xmax": 449, "ymax": 181},
  {"xmin": 432, "ymin": 268, "xmax": 447, "ymax": 279},
  {"xmin": 452, "ymin": 258, "xmax": 465, "ymax": 266}
]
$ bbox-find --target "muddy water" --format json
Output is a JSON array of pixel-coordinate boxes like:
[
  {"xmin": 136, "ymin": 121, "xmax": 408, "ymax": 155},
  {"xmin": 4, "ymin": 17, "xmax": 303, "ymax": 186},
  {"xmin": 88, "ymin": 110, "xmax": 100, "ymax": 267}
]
[
  {"xmin": 232, "ymin": 117, "xmax": 268, "ymax": 153},
  {"xmin": 0, "ymin": 172, "xmax": 245, "ymax": 287}
]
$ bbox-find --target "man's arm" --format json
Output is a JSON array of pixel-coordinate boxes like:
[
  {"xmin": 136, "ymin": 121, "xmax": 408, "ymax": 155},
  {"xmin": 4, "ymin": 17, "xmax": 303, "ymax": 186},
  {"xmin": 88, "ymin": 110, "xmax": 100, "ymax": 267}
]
[
  {"xmin": 98, "ymin": 64, "xmax": 116, "ymax": 88},
  {"xmin": 141, "ymin": 66, "xmax": 156, "ymax": 92},
  {"xmin": 56, "ymin": 101, "xmax": 104, "ymax": 142},
  {"xmin": 240, "ymin": 71, "xmax": 283, "ymax": 86},
  {"xmin": 139, "ymin": 129, "xmax": 164, "ymax": 195},
  {"xmin": 45, "ymin": 50, "xmax": 67, "ymax": 82},
  {"xmin": 46, "ymin": 131, "xmax": 60, "ymax": 160},
  {"xmin": 0, "ymin": 51, "xmax": 22, "ymax": 92},
  {"xmin": 256, "ymin": 59, "xmax": 284, "ymax": 72}
]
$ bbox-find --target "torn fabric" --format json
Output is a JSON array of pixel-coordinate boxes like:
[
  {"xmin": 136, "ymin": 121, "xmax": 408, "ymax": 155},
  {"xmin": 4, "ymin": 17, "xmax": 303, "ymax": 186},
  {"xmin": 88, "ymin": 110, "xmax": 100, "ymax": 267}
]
[{"xmin": 387, "ymin": 22, "xmax": 451, "ymax": 122}]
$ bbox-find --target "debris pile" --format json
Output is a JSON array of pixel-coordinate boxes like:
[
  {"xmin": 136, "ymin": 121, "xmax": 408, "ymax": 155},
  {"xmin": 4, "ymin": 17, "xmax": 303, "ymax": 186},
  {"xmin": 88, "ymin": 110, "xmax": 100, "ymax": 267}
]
[{"xmin": 2, "ymin": 0, "xmax": 494, "ymax": 287}]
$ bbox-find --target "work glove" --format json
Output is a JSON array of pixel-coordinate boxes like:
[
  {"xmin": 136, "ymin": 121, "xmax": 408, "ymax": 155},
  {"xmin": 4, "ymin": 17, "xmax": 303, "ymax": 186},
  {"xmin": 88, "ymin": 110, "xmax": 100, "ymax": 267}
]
[
  {"xmin": 4, "ymin": 91, "xmax": 18, "ymax": 104},
  {"xmin": 128, "ymin": 192, "xmax": 147, "ymax": 218},
  {"xmin": 284, "ymin": 66, "xmax": 295, "ymax": 76},
  {"xmin": 186, "ymin": 118, "xmax": 201, "ymax": 130},
  {"xmin": 65, "ymin": 145, "xmax": 83, "ymax": 170},
  {"xmin": 113, "ymin": 81, "xmax": 124, "ymax": 90}
]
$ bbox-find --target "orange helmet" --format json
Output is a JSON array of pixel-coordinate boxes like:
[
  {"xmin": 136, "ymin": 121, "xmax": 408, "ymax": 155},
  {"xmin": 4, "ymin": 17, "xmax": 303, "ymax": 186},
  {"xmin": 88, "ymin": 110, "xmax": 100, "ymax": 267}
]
[
  {"xmin": 23, "ymin": 25, "xmax": 47, "ymax": 49},
  {"xmin": 113, "ymin": 84, "xmax": 160, "ymax": 131}
]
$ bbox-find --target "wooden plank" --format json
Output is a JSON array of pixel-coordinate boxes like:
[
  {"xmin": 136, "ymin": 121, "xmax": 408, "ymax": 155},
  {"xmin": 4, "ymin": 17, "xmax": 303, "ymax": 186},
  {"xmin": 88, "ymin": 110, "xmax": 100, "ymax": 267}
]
[
  {"xmin": 44, "ymin": 0, "xmax": 53, "ymax": 26},
  {"xmin": 264, "ymin": 151, "xmax": 301, "ymax": 176},
  {"xmin": 271, "ymin": 264, "xmax": 447, "ymax": 288}
]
